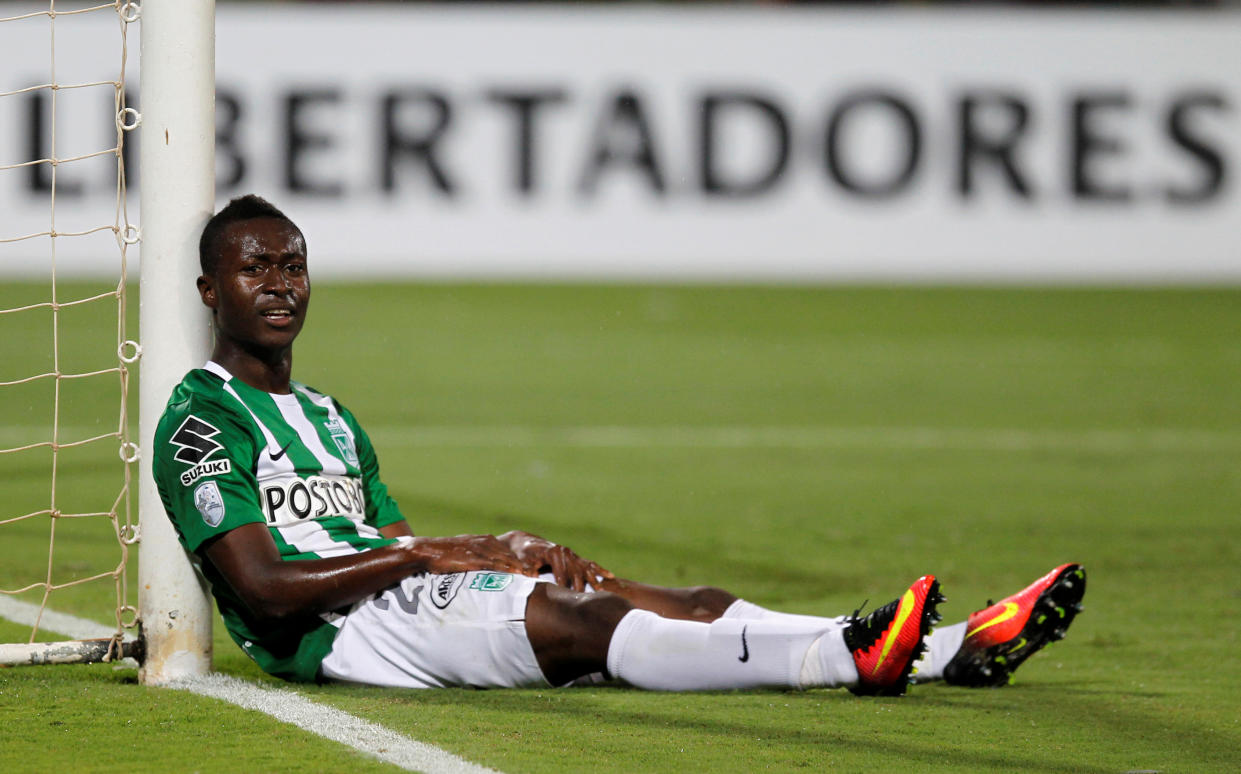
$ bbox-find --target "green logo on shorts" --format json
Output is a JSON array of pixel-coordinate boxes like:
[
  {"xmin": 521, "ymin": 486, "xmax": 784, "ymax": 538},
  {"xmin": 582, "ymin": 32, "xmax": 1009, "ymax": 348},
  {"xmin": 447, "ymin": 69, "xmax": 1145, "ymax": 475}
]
[{"xmin": 469, "ymin": 572, "xmax": 513, "ymax": 591}]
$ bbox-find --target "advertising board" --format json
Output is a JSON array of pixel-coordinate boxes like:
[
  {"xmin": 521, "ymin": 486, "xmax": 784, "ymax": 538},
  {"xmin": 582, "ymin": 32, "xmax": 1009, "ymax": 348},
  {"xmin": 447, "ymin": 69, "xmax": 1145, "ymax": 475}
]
[{"xmin": 2, "ymin": 6, "xmax": 1238, "ymax": 280}]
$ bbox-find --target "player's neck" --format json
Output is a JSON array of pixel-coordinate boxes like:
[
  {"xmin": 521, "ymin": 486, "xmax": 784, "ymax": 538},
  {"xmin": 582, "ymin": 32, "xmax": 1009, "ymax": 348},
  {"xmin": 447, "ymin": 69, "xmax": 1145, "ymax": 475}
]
[{"xmin": 211, "ymin": 342, "xmax": 294, "ymax": 394}]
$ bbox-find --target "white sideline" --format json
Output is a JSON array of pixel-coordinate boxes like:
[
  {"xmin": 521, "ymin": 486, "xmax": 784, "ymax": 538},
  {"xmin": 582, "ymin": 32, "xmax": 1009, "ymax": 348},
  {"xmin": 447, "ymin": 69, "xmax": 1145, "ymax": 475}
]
[
  {"xmin": 169, "ymin": 674, "xmax": 500, "ymax": 774},
  {"xmin": 0, "ymin": 597, "xmax": 500, "ymax": 774},
  {"xmin": 0, "ymin": 596, "xmax": 125, "ymax": 641}
]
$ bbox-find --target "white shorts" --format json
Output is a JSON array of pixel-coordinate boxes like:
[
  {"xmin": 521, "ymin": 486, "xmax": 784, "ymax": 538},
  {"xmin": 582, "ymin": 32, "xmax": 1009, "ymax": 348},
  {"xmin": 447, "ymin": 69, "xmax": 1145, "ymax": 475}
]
[{"xmin": 319, "ymin": 570, "xmax": 548, "ymax": 689}]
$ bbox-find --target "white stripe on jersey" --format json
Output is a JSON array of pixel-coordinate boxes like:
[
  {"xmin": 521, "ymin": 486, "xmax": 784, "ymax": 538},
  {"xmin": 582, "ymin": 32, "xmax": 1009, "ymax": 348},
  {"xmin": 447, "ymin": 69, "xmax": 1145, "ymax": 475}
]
[
  {"xmin": 218, "ymin": 382, "xmax": 298, "ymax": 480},
  {"xmin": 203, "ymin": 360, "xmax": 232, "ymax": 383},
  {"xmin": 272, "ymin": 392, "xmax": 348, "ymax": 476},
  {"xmin": 294, "ymin": 383, "xmax": 358, "ymax": 456},
  {"xmin": 275, "ymin": 519, "xmax": 362, "ymax": 559}
]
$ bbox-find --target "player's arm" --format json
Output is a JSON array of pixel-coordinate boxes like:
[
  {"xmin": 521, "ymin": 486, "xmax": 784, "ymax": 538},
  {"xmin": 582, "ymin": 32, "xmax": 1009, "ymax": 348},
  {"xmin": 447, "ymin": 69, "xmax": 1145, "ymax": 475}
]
[
  {"xmin": 202, "ymin": 523, "xmax": 530, "ymax": 621},
  {"xmin": 379, "ymin": 521, "xmax": 414, "ymax": 540},
  {"xmin": 499, "ymin": 530, "xmax": 615, "ymax": 592}
]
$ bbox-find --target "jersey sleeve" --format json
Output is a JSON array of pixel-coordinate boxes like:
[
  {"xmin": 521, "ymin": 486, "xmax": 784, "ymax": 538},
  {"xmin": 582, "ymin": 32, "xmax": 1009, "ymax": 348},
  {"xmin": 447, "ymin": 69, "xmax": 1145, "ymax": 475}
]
[
  {"xmin": 153, "ymin": 392, "xmax": 268, "ymax": 553},
  {"xmin": 337, "ymin": 402, "xmax": 407, "ymax": 531}
]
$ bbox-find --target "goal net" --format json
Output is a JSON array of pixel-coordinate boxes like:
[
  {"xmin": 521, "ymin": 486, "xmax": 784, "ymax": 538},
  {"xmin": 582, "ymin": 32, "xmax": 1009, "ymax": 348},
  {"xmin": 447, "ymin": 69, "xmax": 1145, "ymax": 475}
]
[
  {"xmin": 0, "ymin": 1, "xmax": 215, "ymax": 680},
  {"xmin": 0, "ymin": 0, "xmax": 142, "ymax": 666}
]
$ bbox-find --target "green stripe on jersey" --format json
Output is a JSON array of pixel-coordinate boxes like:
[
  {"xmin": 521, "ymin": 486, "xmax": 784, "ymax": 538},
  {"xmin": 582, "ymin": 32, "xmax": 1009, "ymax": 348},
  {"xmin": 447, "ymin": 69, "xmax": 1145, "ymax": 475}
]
[
  {"xmin": 225, "ymin": 378, "xmax": 338, "ymax": 474},
  {"xmin": 292, "ymin": 385, "xmax": 362, "ymax": 477},
  {"xmin": 274, "ymin": 517, "xmax": 393, "ymax": 560}
]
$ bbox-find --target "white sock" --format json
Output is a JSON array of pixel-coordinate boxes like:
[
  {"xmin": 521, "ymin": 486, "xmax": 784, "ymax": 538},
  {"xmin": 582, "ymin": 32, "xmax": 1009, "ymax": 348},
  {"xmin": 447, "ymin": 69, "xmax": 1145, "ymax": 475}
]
[
  {"xmin": 722, "ymin": 598, "xmax": 851, "ymax": 631},
  {"xmin": 910, "ymin": 621, "xmax": 967, "ymax": 682},
  {"xmin": 606, "ymin": 609, "xmax": 857, "ymax": 691}
]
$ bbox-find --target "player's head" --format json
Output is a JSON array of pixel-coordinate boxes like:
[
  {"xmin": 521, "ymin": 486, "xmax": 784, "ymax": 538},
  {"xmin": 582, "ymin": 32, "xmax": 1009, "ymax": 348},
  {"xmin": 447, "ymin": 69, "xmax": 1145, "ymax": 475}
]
[
  {"xmin": 199, "ymin": 194, "xmax": 303, "ymax": 277},
  {"xmin": 196, "ymin": 194, "xmax": 310, "ymax": 356}
]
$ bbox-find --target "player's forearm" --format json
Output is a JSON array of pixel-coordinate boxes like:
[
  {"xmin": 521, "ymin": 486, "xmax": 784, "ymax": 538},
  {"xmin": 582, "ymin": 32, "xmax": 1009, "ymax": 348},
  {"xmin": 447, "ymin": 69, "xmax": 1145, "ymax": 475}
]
[
  {"xmin": 205, "ymin": 521, "xmax": 531, "ymax": 622},
  {"xmin": 237, "ymin": 541, "xmax": 427, "ymax": 621}
]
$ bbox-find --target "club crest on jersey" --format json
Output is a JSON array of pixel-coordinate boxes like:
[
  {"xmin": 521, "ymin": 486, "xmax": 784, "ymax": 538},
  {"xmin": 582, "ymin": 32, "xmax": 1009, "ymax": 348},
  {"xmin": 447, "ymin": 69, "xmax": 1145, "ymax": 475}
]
[
  {"xmin": 323, "ymin": 418, "xmax": 359, "ymax": 466},
  {"xmin": 431, "ymin": 573, "xmax": 464, "ymax": 609},
  {"xmin": 193, "ymin": 481, "xmax": 226, "ymax": 527},
  {"xmin": 468, "ymin": 572, "xmax": 513, "ymax": 592}
]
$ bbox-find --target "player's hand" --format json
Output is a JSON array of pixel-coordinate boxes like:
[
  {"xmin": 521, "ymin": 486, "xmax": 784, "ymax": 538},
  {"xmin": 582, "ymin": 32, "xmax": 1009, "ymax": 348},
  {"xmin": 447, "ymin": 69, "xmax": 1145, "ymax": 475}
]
[
  {"xmin": 500, "ymin": 530, "xmax": 615, "ymax": 592},
  {"xmin": 543, "ymin": 543, "xmax": 615, "ymax": 592},
  {"xmin": 404, "ymin": 534, "xmax": 527, "ymax": 576}
]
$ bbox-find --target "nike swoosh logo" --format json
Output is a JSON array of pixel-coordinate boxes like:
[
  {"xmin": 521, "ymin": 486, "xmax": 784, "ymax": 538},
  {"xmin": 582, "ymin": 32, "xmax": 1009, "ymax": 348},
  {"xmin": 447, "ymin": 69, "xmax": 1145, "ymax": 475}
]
[
  {"xmin": 872, "ymin": 588, "xmax": 915, "ymax": 676},
  {"xmin": 268, "ymin": 441, "xmax": 293, "ymax": 462},
  {"xmin": 738, "ymin": 625, "xmax": 750, "ymax": 663},
  {"xmin": 967, "ymin": 602, "xmax": 1021, "ymax": 640}
]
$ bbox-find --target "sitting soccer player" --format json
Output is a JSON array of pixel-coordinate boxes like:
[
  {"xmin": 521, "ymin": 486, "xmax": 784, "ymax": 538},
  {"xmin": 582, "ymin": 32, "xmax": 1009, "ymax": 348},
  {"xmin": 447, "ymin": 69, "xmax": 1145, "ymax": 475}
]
[{"xmin": 153, "ymin": 195, "xmax": 1086, "ymax": 694}]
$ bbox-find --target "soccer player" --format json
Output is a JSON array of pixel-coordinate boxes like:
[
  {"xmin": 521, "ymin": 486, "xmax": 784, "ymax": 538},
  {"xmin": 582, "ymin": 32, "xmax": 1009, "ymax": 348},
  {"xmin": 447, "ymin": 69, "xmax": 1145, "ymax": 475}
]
[{"xmin": 153, "ymin": 195, "xmax": 1085, "ymax": 694}]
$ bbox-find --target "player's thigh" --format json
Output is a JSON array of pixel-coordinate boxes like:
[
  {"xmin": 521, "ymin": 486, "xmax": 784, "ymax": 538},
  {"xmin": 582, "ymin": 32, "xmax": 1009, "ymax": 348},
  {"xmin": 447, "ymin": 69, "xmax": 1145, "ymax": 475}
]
[{"xmin": 320, "ymin": 570, "xmax": 547, "ymax": 689}]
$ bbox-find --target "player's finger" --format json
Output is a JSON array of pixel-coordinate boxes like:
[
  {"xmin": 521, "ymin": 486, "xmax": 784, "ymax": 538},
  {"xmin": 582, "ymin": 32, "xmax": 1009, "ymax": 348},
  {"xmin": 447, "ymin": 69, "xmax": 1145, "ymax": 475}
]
[
  {"xmin": 474, "ymin": 549, "xmax": 523, "ymax": 575},
  {"xmin": 547, "ymin": 547, "xmax": 571, "ymax": 588},
  {"xmin": 585, "ymin": 561, "xmax": 613, "ymax": 582},
  {"xmin": 561, "ymin": 549, "xmax": 593, "ymax": 592},
  {"xmin": 558, "ymin": 548, "xmax": 589, "ymax": 592}
]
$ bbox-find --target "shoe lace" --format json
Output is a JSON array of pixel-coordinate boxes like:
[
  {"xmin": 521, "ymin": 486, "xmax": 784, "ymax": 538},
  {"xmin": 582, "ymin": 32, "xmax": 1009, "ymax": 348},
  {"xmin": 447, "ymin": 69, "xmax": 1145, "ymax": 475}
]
[{"xmin": 843, "ymin": 597, "xmax": 900, "ymax": 651}]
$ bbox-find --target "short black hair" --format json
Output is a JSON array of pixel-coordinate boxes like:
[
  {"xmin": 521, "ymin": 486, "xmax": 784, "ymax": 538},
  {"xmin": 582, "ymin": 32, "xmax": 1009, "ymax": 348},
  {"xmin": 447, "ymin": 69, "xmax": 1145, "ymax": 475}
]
[{"xmin": 199, "ymin": 194, "xmax": 303, "ymax": 276}]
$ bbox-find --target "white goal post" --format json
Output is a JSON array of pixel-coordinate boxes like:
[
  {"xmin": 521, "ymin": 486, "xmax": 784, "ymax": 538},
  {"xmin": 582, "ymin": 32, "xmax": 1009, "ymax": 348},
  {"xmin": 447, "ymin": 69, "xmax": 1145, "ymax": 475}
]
[{"xmin": 136, "ymin": 0, "xmax": 216, "ymax": 685}]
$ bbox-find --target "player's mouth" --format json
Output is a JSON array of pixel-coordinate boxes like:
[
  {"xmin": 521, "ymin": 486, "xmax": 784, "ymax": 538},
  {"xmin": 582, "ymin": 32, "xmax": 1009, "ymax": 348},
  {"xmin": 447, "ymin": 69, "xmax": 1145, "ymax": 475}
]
[{"xmin": 258, "ymin": 307, "xmax": 297, "ymax": 327}]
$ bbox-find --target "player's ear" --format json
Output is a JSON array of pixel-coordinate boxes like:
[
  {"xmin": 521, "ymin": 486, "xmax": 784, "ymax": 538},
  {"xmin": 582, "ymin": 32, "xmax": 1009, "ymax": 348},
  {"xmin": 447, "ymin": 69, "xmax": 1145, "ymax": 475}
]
[{"xmin": 197, "ymin": 274, "xmax": 218, "ymax": 310}]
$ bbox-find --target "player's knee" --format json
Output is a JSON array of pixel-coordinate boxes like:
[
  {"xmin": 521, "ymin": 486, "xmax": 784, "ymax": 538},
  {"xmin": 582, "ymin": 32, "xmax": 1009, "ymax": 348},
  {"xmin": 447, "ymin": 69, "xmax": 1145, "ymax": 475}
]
[
  {"xmin": 555, "ymin": 586, "xmax": 632, "ymax": 633},
  {"xmin": 526, "ymin": 584, "xmax": 632, "ymax": 684},
  {"xmin": 535, "ymin": 585, "xmax": 631, "ymax": 650},
  {"xmin": 683, "ymin": 585, "xmax": 735, "ymax": 620},
  {"xmin": 574, "ymin": 589, "xmax": 634, "ymax": 632}
]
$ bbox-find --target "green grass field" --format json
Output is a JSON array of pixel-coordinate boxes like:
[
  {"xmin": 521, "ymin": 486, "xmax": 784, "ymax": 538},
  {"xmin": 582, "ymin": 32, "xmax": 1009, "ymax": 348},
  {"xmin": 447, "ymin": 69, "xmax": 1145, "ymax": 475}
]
[{"xmin": 2, "ymin": 282, "xmax": 1239, "ymax": 773}]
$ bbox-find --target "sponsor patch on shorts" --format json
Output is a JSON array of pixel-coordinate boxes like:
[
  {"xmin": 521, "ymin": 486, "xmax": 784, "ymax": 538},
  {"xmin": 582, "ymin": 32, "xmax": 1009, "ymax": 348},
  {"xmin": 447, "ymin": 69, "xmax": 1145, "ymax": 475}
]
[
  {"xmin": 193, "ymin": 480, "xmax": 226, "ymax": 527},
  {"xmin": 468, "ymin": 572, "xmax": 513, "ymax": 592},
  {"xmin": 431, "ymin": 573, "xmax": 464, "ymax": 609}
]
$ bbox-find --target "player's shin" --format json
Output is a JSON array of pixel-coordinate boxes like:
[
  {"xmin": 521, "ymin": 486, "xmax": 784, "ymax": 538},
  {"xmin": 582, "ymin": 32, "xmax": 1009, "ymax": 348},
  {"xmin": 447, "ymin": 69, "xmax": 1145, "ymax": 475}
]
[
  {"xmin": 605, "ymin": 610, "xmax": 857, "ymax": 691},
  {"xmin": 721, "ymin": 598, "xmax": 851, "ymax": 631}
]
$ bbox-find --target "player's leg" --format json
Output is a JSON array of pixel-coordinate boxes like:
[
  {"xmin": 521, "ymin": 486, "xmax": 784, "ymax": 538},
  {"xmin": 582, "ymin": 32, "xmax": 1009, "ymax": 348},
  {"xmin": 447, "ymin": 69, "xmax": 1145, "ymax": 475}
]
[
  {"xmin": 592, "ymin": 578, "xmax": 737, "ymax": 622},
  {"xmin": 319, "ymin": 571, "xmax": 552, "ymax": 689},
  {"xmin": 525, "ymin": 574, "xmax": 942, "ymax": 695},
  {"xmin": 581, "ymin": 576, "xmax": 851, "ymax": 633}
]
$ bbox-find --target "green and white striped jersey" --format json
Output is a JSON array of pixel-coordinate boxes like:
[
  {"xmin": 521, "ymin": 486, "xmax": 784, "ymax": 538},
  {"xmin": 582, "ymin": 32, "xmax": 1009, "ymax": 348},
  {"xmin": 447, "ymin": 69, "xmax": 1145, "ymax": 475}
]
[{"xmin": 153, "ymin": 361, "xmax": 406, "ymax": 681}]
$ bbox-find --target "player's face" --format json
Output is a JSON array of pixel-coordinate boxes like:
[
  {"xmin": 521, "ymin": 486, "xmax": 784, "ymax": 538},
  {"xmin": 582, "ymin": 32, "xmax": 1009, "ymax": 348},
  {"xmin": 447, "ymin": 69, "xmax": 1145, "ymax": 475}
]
[{"xmin": 200, "ymin": 217, "xmax": 310, "ymax": 353}]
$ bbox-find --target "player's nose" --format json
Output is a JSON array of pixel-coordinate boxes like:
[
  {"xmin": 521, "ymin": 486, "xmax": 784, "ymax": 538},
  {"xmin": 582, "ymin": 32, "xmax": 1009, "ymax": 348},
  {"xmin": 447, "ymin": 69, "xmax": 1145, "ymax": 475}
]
[{"xmin": 261, "ymin": 266, "xmax": 293, "ymax": 293}]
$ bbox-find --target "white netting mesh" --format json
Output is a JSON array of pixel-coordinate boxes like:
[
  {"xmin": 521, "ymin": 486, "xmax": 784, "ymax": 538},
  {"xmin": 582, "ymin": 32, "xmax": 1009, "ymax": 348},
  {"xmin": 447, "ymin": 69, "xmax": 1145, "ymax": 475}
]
[{"xmin": 0, "ymin": 1, "xmax": 139, "ymax": 655}]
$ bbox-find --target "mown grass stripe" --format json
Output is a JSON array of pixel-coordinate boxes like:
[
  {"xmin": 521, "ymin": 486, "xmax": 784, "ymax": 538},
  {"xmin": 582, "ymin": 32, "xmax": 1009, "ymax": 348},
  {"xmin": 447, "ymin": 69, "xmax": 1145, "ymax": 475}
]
[
  {"xmin": 368, "ymin": 425, "xmax": 1241, "ymax": 454},
  {"xmin": 5, "ymin": 424, "xmax": 1241, "ymax": 454}
]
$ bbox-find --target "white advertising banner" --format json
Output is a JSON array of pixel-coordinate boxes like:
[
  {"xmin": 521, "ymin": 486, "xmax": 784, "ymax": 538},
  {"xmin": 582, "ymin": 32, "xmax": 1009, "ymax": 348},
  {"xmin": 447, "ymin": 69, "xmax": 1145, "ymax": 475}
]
[{"xmin": 2, "ymin": 5, "xmax": 1239, "ymax": 281}]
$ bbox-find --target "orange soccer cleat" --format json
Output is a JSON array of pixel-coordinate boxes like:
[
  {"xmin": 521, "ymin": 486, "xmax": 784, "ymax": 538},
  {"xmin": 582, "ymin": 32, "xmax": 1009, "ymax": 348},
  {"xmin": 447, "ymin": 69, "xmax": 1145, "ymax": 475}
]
[
  {"xmin": 845, "ymin": 575, "xmax": 943, "ymax": 696},
  {"xmin": 944, "ymin": 563, "xmax": 1086, "ymax": 687}
]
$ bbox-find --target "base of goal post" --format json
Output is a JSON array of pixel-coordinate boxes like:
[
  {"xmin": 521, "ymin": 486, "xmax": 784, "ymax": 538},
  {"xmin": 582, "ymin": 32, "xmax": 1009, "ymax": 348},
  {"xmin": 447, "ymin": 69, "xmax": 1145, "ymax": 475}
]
[{"xmin": 0, "ymin": 637, "xmax": 145, "ymax": 667}]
